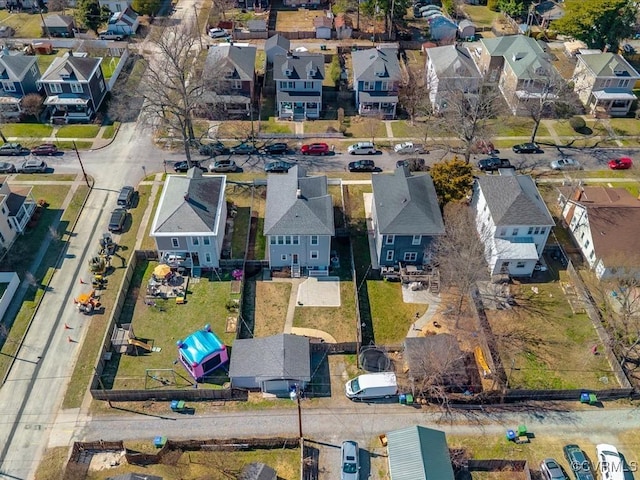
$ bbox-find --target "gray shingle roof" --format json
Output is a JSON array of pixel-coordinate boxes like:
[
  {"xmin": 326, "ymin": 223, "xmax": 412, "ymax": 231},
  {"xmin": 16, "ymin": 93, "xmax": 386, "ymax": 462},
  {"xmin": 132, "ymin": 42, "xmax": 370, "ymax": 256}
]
[
  {"xmin": 276, "ymin": 90, "xmax": 321, "ymax": 103},
  {"xmin": 205, "ymin": 44, "xmax": 256, "ymax": 82},
  {"xmin": 152, "ymin": 168, "xmax": 226, "ymax": 234},
  {"xmin": 273, "ymin": 53, "xmax": 324, "ymax": 81},
  {"xmin": 229, "ymin": 334, "xmax": 311, "ymax": 381},
  {"xmin": 264, "ymin": 165, "xmax": 334, "ymax": 236},
  {"xmin": 42, "ymin": 14, "xmax": 74, "ymax": 27},
  {"xmin": 426, "ymin": 45, "xmax": 480, "ymax": 79},
  {"xmin": 352, "ymin": 47, "xmax": 401, "ymax": 83},
  {"xmin": 265, "ymin": 34, "xmax": 290, "ymax": 52},
  {"xmin": 372, "ymin": 167, "xmax": 444, "ymax": 236},
  {"xmin": 577, "ymin": 52, "xmax": 640, "ymax": 79},
  {"xmin": 0, "ymin": 53, "xmax": 37, "ymax": 81},
  {"xmin": 481, "ymin": 35, "xmax": 552, "ymax": 79},
  {"xmin": 386, "ymin": 426, "xmax": 454, "ymax": 480},
  {"xmin": 239, "ymin": 463, "xmax": 277, "ymax": 480},
  {"xmin": 40, "ymin": 54, "xmax": 101, "ymax": 82},
  {"xmin": 476, "ymin": 175, "xmax": 554, "ymax": 226}
]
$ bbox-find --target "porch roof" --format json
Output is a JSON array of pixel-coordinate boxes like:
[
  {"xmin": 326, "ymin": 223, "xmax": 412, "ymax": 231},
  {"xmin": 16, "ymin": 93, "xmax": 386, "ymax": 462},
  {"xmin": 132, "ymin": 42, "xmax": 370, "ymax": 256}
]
[
  {"xmin": 44, "ymin": 95, "xmax": 89, "ymax": 106},
  {"xmin": 276, "ymin": 90, "xmax": 321, "ymax": 103},
  {"xmin": 494, "ymin": 237, "xmax": 538, "ymax": 261},
  {"xmin": 0, "ymin": 95, "xmax": 20, "ymax": 105},
  {"xmin": 592, "ymin": 90, "xmax": 637, "ymax": 101},
  {"xmin": 358, "ymin": 91, "xmax": 398, "ymax": 103}
]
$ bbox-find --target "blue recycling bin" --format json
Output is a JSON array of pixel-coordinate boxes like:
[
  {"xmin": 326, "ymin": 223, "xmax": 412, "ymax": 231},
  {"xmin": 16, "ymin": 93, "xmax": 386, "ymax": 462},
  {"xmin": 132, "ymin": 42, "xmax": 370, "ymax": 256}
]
[{"xmin": 506, "ymin": 430, "xmax": 516, "ymax": 441}]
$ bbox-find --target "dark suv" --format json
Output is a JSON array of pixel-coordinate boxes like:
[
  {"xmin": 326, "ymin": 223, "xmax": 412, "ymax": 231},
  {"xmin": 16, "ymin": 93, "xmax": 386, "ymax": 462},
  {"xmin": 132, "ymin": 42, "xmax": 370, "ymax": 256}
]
[
  {"xmin": 348, "ymin": 159, "xmax": 377, "ymax": 172},
  {"xmin": 117, "ymin": 186, "xmax": 135, "ymax": 208},
  {"xmin": 477, "ymin": 157, "xmax": 513, "ymax": 172},
  {"xmin": 108, "ymin": 208, "xmax": 127, "ymax": 232}
]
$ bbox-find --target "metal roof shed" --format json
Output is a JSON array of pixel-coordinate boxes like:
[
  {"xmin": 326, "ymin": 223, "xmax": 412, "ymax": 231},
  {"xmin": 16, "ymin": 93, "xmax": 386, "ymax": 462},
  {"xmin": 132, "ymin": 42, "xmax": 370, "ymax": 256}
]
[{"xmin": 386, "ymin": 426, "xmax": 454, "ymax": 480}]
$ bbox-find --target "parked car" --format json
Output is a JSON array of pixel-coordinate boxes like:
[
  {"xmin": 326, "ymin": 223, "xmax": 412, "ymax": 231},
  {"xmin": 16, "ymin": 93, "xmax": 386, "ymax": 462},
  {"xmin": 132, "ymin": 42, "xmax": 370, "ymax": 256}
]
[
  {"xmin": 348, "ymin": 141, "xmax": 376, "ymax": 155},
  {"xmin": 512, "ymin": 142, "xmax": 542, "ymax": 154},
  {"xmin": 472, "ymin": 139, "xmax": 499, "ymax": 155},
  {"xmin": 396, "ymin": 157, "xmax": 428, "ymax": 172},
  {"xmin": 0, "ymin": 26, "xmax": 15, "ymax": 38},
  {"xmin": 199, "ymin": 142, "xmax": 229, "ymax": 157},
  {"xmin": 173, "ymin": 160, "xmax": 205, "ymax": 172},
  {"xmin": 394, "ymin": 142, "xmax": 427, "ymax": 154},
  {"xmin": 230, "ymin": 143, "xmax": 258, "ymax": 155},
  {"xmin": 98, "ymin": 31, "xmax": 125, "ymax": 40},
  {"xmin": 0, "ymin": 162, "xmax": 16, "ymax": 173},
  {"xmin": 596, "ymin": 444, "xmax": 625, "ymax": 480},
  {"xmin": 108, "ymin": 208, "xmax": 127, "ymax": 233},
  {"xmin": 608, "ymin": 156, "xmax": 633, "ymax": 170},
  {"xmin": 18, "ymin": 158, "xmax": 47, "ymax": 173},
  {"xmin": 477, "ymin": 157, "xmax": 513, "ymax": 172},
  {"xmin": 209, "ymin": 159, "xmax": 238, "ymax": 172},
  {"xmin": 208, "ymin": 27, "xmax": 229, "ymax": 38},
  {"xmin": 265, "ymin": 160, "xmax": 294, "ymax": 173},
  {"xmin": 348, "ymin": 159, "xmax": 377, "ymax": 172},
  {"xmin": 550, "ymin": 157, "xmax": 581, "ymax": 171},
  {"xmin": 117, "ymin": 186, "xmax": 135, "ymax": 208},
  {"xmin": 340, "ymin": 440, "xmax": 360, "ymax": 480},
  {"xmin": 540, "ymin": 458, "xmax": 568, "ymax": 480},
  {"xmin": 263, "ymin": 142, "xmax": 289, "ymax": 155},
  {"xmin": 30, "ymin": 144, "xmax": 58, "ymax": 156},
  {"xmin": 0, "ymin": 143, "xmax": 24, "ymax": 156},
  {"xmin": 301, "ymin": 143, "xmax": 330, "ymax": 155},
  {"xmin": 563, "ymin": 444, "xmax": 595, "ymax": 480}
]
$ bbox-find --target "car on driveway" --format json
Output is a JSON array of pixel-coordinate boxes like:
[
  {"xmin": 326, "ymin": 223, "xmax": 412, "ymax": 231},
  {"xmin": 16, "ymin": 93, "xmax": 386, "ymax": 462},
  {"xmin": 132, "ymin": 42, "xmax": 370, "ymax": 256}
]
[
  {"xmin": 348, "ymin": 159, "xmax": 377, "ymax": 172},
  {"xmin": 301, "ymin": 143, "xmax": 330, "ymax": 155},
  {"xmin": 265, "ymin": 160, "xmax": 294, "ymax": 173},
  {"xmin": 173, "ymin": 160, "xmax": 205, "ymax": 173},
  {"xmin": 608, "ymin": 156, "xmax": 633, "ymax": 170},
  {"xmin": 0, "ymin": 161, "xmax": 16, "ymax": 173},
  {"xmin": 0, "ymin": 143, "xmax": 24, "ymax": 156},
  {"xmin": 512, "ymin": 142, "xmax": 542, "ymax": 154},
  {"xmin": 208, "ymin": 27, "xmax": 228, "ymax": 38},
  {"xmin": 563, "ymin": 444, "xmax": 595, "ymax": 480},
  {"xmin": 263, "ymin": 142, "xmax": 289, "ymax": 155},
  {"xmin": 230, "ymin": 143, "xmax": 258, "ymax": 155},
  {"xmin": 550, "ymin": 157, "xmax": 581, "ymax": 170},
  {"xmin": 340, "ymin": 440, "xmax": 359, "ymax": 480},
  {"xmin": 209, "ymin": 159, "xmax": 238, "ymax": 172},
  {"xmin": 18, "ymin": 158, "xmax": 47, "ymax": 173},
  {"xmin": 596, "ymin": 444, "xmax": 625, "ymax": 480},
  {"xmin": 540, "ymin": 458, "xmax": 568, "ymax": 480},
  {"xmin": 30, "ymin": 144, "xmax": 58, "ymax": 156}
]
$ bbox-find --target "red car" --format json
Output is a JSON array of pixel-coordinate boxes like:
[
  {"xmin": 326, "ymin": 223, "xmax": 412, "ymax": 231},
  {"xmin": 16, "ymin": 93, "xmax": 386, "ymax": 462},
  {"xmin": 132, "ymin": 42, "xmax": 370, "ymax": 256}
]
[
  {"xmin": 30, "ymin": 144, "xmax": 58, "ymax": 156},
  {"xmin": 608, "ymin": 157, "xmax": 633, "ymax": 170},
  {"xmin": 301, "ymin": 143, "xmax": 330, "ymax": 155}
]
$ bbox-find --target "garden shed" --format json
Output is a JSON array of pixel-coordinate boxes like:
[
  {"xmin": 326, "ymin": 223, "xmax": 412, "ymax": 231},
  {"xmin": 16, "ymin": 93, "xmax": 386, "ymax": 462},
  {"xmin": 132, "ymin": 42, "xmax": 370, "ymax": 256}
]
[
  {"xmin": 314, "ymin": 15, "xmax": 333, "ymax": 40},
  {"xmin": 457, "ymin": 20, "xmax": 475, "ymax": 40},
  {"xmin": 386, "ymin": 426, "xmax": 455, "ymax": 480},
  {"xmin": 429, "ymin": 16, "xmax": 457, "ymax": 43}
]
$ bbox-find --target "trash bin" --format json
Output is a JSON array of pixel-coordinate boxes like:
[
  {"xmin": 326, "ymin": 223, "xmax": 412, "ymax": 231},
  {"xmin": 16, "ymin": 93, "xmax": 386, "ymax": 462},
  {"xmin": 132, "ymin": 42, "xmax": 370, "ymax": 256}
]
[
  {"xmin": 405, "ymin": 394, "xmax": 413, "ymax": 404},
  {"xmin": 399, "ymin": 393, "xmax": 407, "ymax": 404},
  {"xmin": 320, "ymin": 44, "xmax": 327, "ymax": 50}
]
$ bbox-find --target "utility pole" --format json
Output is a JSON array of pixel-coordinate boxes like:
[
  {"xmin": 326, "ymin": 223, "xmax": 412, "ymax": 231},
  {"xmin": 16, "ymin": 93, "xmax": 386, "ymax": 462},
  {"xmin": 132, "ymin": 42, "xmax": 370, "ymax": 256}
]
[
  {"xmin": 73, "ymin": 141, "xmax": 91, "ymax": 188},
  {"xmin": 39, "ymin": 9, "xmax": 50, "ymax": 39},
  {"xmin": 289, "ymin": 385, "xmax": 303, "ymax": 439}
]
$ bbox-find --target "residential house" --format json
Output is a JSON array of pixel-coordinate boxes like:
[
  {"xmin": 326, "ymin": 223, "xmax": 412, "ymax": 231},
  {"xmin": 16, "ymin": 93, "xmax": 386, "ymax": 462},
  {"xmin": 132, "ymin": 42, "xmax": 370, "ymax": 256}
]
[
  {"xmin": 370, "ymin": 166, "xmax": 445, "ymax": 268},
  {"xmin": 425, "ymin": 44, "xmax": 481, "ymax": 112},
  {"xmin": 472, "ymin": 35, "xmax": 561, "ymax": 115},
  {"xmin": 273, "ymin": 52, "xmax": 324, "ymax": 120},
  {"xmin": 99, "ymin": 0, "xmax": 132, "ymax": 12},
  {"xmin": 282, "ymin": 0, "xmax": 320, "ymax": 7},
  {"xmin": 239, "ymin": 463, "xmax": 277, "ymax": 480},
  {"xmin": 263, "ymin": 165, "xmax": 334, "ymax": 277},
  {"xmin": 202, "ymin": 44, "xmax": 256, "ymax": 118},
  {"xmin": 386, "ymin": 426, "xmax": 455, "ymax": 480},
  {"xmin": 41, "ymin": 14, "xmax": 75, "ymax": 38},
  {"xmin": 428, "ymin": 15, "xmax": 457, "ymax": 43},
  {"xmin": 229, "ymin": 334, "xmax": 311, "ymax": 396},
  {"xmin": 559, "ymin": 186, "xmax": 640, "ymax": 279},
  {"xmin": 106, "ymin": 6, "xmax": 139, "ymax": 36},
  {"xmin": 571, "ymin": 52, "xmax": 640, "ymax": 117},
  {"xmin": 0, "ymin": 52, "xmax": 42, "ymax": 119},
  {"xmin": 472, "ymin": 174, "xmax": 554, "ymax": 277},
  {"xmin": 314, "ymin": 15, "xmax": 333, "ymax": 40},
  {"xmin": 335, "ymin": 14, "xmax": 353, "ymax": 40},
  {"xmin": 0, "ymin": 176, "xmax": 37, "ymax": 253},
  {"xmin": 38, "ymin": 51, "xmax": 107, "ymax": 124},
  {"xmin": 352, "ymin": 46, "xmax": 402, "ymax": 119},
  {"xmin": 535, "ymin": 0, "xmax": 564, "ymax": 28},
  {"xmin": 265, "ymin": 34, "xmax": 290, "ymax": 64},
  {"xmin": 150, "ymin": 168, "xmax": 227, "ymax": 272}
]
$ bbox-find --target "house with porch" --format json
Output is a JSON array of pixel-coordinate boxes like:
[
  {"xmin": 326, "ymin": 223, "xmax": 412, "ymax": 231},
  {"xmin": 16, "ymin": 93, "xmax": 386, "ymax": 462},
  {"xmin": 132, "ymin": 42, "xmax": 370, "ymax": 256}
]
[
  {"xmin": 352, "ymin": 46, "xmax": 401, "ymax": 119},
  {"xmin": 202, "ymin": 44, "xmax": 256, "ymax": 118},
  {"xmin": 150, "ymin": 168, "xmax": 227, "ymax": 273},
  {"xmin": 264, "ymin": 166, "xmax": 334, "ymax": 277},
  {"xmin": 559, "ymin": 186, "xmax": 640, "ymax": 279},
  {"xmin": 273, "ymin": 52, "xmax": 324, "ymax": 120},
  {"xmin": 571, "ymin": 52, "xmax": 640, "ymax": 117},
  {"xmin": 472, "ymin": 174, "xmax": 554, "ymax": 277},
  {"xmin": 37, "ymin": 51, "xmax": 107, "ymax": 124},
  {"xmin": 371, "ymin": 166, "xmax": 444, "ymax": 268},
  {"xmin": 0, "ymin": 52, "xmax": 41, "ymax": 119},
  {"xmin": 0, "ymin": 177, "xmax": 37, "ymax": 253}
]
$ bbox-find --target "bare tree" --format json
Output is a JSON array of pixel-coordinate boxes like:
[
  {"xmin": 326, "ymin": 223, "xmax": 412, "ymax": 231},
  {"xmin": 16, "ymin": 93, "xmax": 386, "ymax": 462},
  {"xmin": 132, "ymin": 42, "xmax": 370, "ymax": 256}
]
[
  {"xmin": 21, "ymin": 93, "xmax": 44, "ymax": 120},
  {"xmin": 360, "ymin": 114, "xmax": 383, "ymax": 144},
  {"xmin": 46, "ymin": 0, "xmax": 68, "ymax": 11},
  {"xmin": 398, "ymin": 67, "xmax": 432, "ymax": 125}
]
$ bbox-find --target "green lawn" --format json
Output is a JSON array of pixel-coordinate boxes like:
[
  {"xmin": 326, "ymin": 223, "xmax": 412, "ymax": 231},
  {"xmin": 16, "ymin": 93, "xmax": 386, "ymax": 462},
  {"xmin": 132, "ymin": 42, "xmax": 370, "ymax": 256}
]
[
  {"xmin": 608, "ymin": 118, "xmax": 640, "ymax": 136},
  {"xmin": 0, "ymin": 123, "xmax": 53, "ymax": 138},
  {"xmin": 303, "ymin": 119, "xmax": 340, "ymax": 134},
  {"xmin": 226, "ymin": 184, "xmax": 254, "ymax": 259},
  {"xmin": 101, "ymin": 122, "xmax": 120, "ymax": 139},
  {"xmin": 56, "ymin": 140, "xmax": 93, "ymax": 150},
  {"xmin": 56, "ymin": 125, "xmax": 101, "ymax": 138},
  {"xmin": 101, "ymin": 56, "xmax": 119, "ymax": 80},
  {"xmin": 552, "ymin": 119, "xmax": 609, "ymax": 138},
  {"xmin": 460, "ymin": 4, "xmax": 500, "ymax": 27},
  {"xmin": 259, "ymin": 117, "xmax": 294, "ymax": 134},
  {"xmin": 488, "ymin": 117, "xmax": 550, "ymax": 138},
  {"xmin": 346, "ymin": 117, "xmax": 388, "ymax": 139},
  {"xmin": 2, "ymin": 11, "xmax": 46, "ymax": 38},
  {"xmin": 13, "ymin": 173, "xmax": 76, "ymax": 182}
]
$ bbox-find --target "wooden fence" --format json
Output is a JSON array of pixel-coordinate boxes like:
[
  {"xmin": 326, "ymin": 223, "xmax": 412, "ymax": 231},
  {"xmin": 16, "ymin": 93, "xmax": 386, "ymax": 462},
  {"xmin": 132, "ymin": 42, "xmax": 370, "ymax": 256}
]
[{"xmin": 466, "ymin": 459, "xmax": 531, "ymax": 480}]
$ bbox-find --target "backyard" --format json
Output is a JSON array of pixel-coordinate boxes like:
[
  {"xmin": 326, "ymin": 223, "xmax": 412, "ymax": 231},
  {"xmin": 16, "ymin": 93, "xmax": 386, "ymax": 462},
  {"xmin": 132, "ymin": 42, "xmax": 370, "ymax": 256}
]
[{"xmin": 253, "ymin": 281, "xmax": 292, "ymax": 337}]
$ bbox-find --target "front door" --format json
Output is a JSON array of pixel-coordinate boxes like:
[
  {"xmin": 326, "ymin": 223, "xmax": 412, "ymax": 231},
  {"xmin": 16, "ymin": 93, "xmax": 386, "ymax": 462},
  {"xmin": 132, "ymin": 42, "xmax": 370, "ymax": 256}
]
[{"xmin": 292, "ymin": 254, "xmax": 299, "ymax": 265}]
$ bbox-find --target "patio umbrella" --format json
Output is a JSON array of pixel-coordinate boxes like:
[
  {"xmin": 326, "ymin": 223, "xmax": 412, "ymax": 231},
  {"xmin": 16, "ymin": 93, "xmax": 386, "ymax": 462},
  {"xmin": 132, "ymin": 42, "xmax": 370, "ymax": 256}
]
[{"xmin": 153, "ymin": 264, "xmax": 171, "ymax": 278}]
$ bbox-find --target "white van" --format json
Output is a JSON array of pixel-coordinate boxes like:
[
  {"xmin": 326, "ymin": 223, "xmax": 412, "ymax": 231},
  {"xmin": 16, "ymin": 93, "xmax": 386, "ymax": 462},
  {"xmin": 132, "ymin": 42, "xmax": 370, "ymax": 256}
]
[
  {"xmin": 345, "ymin": 372, "xmax": 398, "ymax": 400},
  {"xmin": 347, "ymin": 142, "xmax": 376, "ymax": 155}
]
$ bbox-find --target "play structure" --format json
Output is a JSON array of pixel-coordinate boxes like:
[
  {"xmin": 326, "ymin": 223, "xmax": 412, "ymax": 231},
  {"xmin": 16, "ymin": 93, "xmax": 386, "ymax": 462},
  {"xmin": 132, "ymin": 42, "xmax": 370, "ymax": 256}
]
[
  {"xmin": 177, "ymin": 325, "xmax": 228, "ymax": 381},
  {"xmin": 74, "ymin": 290, "xmax": 102, "ymax": 314},
  {"xmin": 110, "ymin": 323, "xmax": 161, "ymax": 355}
]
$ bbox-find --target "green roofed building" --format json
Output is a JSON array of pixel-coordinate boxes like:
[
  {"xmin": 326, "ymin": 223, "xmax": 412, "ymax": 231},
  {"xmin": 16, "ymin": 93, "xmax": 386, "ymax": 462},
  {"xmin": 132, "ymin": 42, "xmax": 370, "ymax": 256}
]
[{"xmin": 386, "ymin": 426, "xmax": 454, "ymax": 480}]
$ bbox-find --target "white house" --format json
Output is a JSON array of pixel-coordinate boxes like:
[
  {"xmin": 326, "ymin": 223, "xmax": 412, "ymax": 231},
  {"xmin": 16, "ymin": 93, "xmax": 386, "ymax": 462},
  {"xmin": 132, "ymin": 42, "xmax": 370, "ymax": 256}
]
[
  {"xmin": 106, "ymin": 6, "xmax": 139, "ymax": 35},
  {"xmin": 472, "ymin": 174, "xmax": 554, "ymax": 277},
  {"xmin": 99, "ymin": 0, "xmax": 132, "ymax": 13}
]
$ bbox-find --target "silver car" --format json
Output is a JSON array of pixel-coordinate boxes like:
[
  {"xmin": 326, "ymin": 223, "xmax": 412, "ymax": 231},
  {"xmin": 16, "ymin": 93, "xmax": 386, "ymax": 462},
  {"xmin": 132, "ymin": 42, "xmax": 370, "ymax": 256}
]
[
  {"xmin": 18, "ymin": 158, "xmax": 47, "ymax": 173},
  {"xmin": 550, "ymin": 157, "xmax": 581, "ymax": 170},
  {"xmin": 341, "ymin": 440, "xmax": 359, "ymax": 480},
  {"xmin": 540, "ymin": 458, "xmax": 568, "ymax": 480},
  {"xmin": 209, "ymin": 159, "xmax": 238, "ymax": 172}
]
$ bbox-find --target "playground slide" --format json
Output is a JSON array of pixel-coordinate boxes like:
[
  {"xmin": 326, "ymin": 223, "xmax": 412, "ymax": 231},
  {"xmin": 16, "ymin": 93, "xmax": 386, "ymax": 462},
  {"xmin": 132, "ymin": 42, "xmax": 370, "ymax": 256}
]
[{"xmin": 128, "ymin": 338, "xmax": 153, "ymax": 351}]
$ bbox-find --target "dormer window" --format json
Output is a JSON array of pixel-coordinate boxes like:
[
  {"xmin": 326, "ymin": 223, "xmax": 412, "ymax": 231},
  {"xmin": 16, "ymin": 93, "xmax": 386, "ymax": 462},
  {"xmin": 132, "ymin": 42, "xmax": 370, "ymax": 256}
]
[
  {"xmin": 70, "ymin": 82, "xmax": 83, "ymax": 93},
  {"xmin": 2, "ymin": 81, "xmax": 15, "ymax": 92},
  {"xmin": 59, "ymin": 66, "xmax": 72, "ymax": 79}
]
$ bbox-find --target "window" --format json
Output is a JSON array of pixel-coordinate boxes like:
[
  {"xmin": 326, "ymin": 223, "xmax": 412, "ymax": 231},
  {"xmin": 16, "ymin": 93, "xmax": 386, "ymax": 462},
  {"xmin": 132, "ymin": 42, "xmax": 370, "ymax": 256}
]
[
  {"xmin": 412, "ymin": 235, "xmax": 421, "ymax": 245},
  {"xmin": 512, "ymin": 228, "xmax": 519, "ymax": 236},
  {"xmin": 499, "ymin": 228, "xmax": 507, "ymax": 236},
  {"xmin": 270, "ymin": 236, "xmax": 276, "ymax": 244},
  {"xmin": 281, "ymin": 81, "xmax": 294, "ymax": 89},
  {"xmin": 580, "ymin": 232, "xmax": 585, "ymax": 240},
  {"xmin": 362, "ymin": 81, "xmax": 374, "ymax": 91},
  {"xmin": 285, "ymin": 236, "xmax": 292, "ymax": 245},
  {"xmin": 292, "ymin": 236, "xmax": 299, "ymax": 245},
  {"xmin": 171, "ymin": 238, "xmax": 179, "ymax": 248},
  {"xmin": 49, "ymin": 83, "xmax": 62, "ymax": 93},
  {"xmin": 386, "ymin": 250, "xmax": 394, "ymax": 261},
  {"xmin": 584, "ymin": 240, "xmax": 590, "ymax": 248},
  {"xmin": 192, "ymin": 237, "xmax": 199, "ymax": 246},
  {"xmin": 516, "ymin": 261, "xmax": 525, "ymax": 268},
  {"xmin": 203, "ymin": 237, "xmax": 210, "ymax": 245},
  {"xmin": 205, "ymin": 252, "xmax": 211, "ymax": 263},
  {"xmin": 96, "ymin": 68, "xmax": 102, "ymax": 78},
  {"xmin": 306, "ymin": 102, "xmax": 318, "ymax": 109},
  {"xmin": 7, "ymin": 220, "xmax": 11, "ymax": 230},
  {"xmin": 404, "ymin": 252, "xmax": 418, "ymax": 261},
  {"xmin": 99, "ymin": 80, "xmax": 105, "ymax": 92},
  {"xmin": 30, "ymin": 65, "xmax": 37, "ymax": 77},
  {"xmin": 385, "ymin": 235, "xmax": 394, "ymax": 245},
  {"xmin": 310, "ymin": 250, "xmax": 319, "ymax": 259},
  {"xmin": 1, "ymin": 206, "xmax": 4, "ymax": 215},
  {"xmin": 281, "ymin": 254, "xmax": 287, "ymax": 261},
  {"xmin": 528, "ymin": 227, "xmax": 533, "ymax": 235},
  {"xmin": 2, "ymin": 82, "xmax": 15, "ymax": 92},
  {"xmin": 277, "ymin": 236, "xmax": 284, "ymax": 245},
  {"xmin": 310, "ymin": 235, "xmax": 318, "ymax": 245},
  {"xmin": 379, "ymin": 81, "xmax": 389, "ymax": 91},
  {"xmin": 589, "ymin": 250, "xmax": 595, "ymax": 259},
  {"xmin": 539, "ymin": 227, "xmax": 546, "ymax": 235},
  {"xmin": 304, "ymin": 81, "xmax": 313, "ymax": 89},
  {"xmin": 534, "ymin": 227, "xmax": 540, "ymax": 235},
  {"xmin": 70, "ymin": 83, "xmax": 83, "ymax": 93}
]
